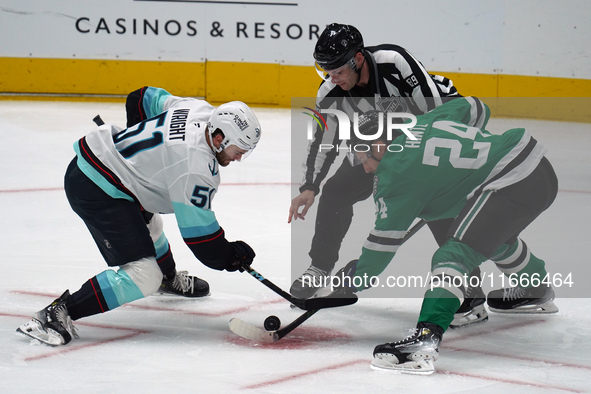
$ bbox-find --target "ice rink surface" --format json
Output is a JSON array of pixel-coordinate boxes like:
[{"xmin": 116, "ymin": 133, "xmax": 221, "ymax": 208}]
[{"xmin": 1, "ymin": 100, "xmax": 590, "ymax": 393}]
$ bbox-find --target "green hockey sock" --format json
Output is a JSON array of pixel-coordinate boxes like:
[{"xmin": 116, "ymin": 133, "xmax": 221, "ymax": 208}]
[{"xmin": 418, "ymin": 287, "xmax": 461, "ymax": 331}]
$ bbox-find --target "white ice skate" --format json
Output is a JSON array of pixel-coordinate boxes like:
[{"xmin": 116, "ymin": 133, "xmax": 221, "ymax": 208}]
[{"xmin": 16, "ymin": 290, "xmax": 79, "ymax": 346}]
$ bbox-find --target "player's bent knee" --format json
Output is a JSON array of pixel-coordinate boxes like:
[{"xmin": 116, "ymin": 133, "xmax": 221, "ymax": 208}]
[
  {"xmin": 431, "ymin": 239, "xmax": 487, "ymax": 273},
  {"xmin": 121, "ymin": 256, "xmax": 163, "ymax": 297}
]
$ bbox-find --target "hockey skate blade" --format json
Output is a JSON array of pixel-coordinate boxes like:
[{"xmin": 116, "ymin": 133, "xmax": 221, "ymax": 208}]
[
  {"xmin": 16, "ymin": 320, "xmax": 64, "ymax": 346},
  {"xmin": 489, "ymin": 299, "xmax": 559, "ymax": 314},
  {"xmin": 371, "ymin": 356, "xmax": 435, "ymax": 375},
  {"xmin": 449, "ymin": 304, "xmax": 489, "ymax": 329},
  {"xmin": 229, "ymin": 318, "xmax": 278, "ymax": 343}
]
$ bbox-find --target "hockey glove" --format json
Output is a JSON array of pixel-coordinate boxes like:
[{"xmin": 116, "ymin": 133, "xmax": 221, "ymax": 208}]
[
  {"xmin": 333, "ymin": 259, "xmax": 375, "ymax": 295},
  {"xmin": 227, "ymin": 240, "xmax": 256, "ymax": 272},
  {"xmin": 125, "ymin": 87, "xmax": 148, "ymax": 127}
]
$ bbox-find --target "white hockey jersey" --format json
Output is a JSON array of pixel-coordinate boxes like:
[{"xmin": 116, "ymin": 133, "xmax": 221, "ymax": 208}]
[{"xmin": 74, "ymin": 88, "xmax": 222, "ymax": 241}]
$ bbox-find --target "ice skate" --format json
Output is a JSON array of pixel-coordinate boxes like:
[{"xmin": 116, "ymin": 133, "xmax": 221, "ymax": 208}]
[
  {"xmin": 487, "ymin": 284, "xmax": 558, "ymax": 313},
  {"xmin": 158, "ymin": 270, "xmax": 210, "ymax": 297},
  {"xmin": 450, "ymin": 284, "xmax": 488, "ymax": 329},
  {"xmin": 371, "ymin": 322, "xmax": 443, "ymax": 375},
  {"xmin": 16, "ymin": 290, "xmax": 79, "ymax": 346},
  {"xmin": 289, "ymin": 264, "xmax": 330, "ymax": 299}
]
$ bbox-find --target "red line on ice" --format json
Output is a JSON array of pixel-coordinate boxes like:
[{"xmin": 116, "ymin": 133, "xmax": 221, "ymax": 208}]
[
  {"xmin": 444, "ymin": 319, "xmax": 591, "ymax": 371},
  {"xmin": 1, "ymin": 186, "xmax": 587, "ymax": 194},
  {"xmin": 4, "ymin": 311, "xmax": 149, "ymax": 362},
  {"xmin": 446, "ymin": 345, "xmax": 591, "ymax": 372},
  {"xmin": 127, "ymin": 298, "xmax": 285, "ymax": 317},
  {"xmin": 438, "ymin": 369, "xmax": 585, "ymax": 393},
  {"xmin": 0, "ymin": 187, "xmax": 64, "ymax": 193},
  {"xmin": 0, "ymin": 182, "xmax": 295, "ymax": 193},
  {"xmin": 11, "ymin": 290, "xmax": 285, "ymax": 317},
  {"xmin": 240, "ymin": 318, "xmax": 588, "ymax": 391},
  {"xmin": 241, "ymin": 355, "xmax": 584, "ymax": 392},
  {"xmin": 242, "ymin": 359, "xmax": 368, "ymax": 390},
  {"xmin": 23, "ymin": 330, "xmax": 147, "ymax": 362}
]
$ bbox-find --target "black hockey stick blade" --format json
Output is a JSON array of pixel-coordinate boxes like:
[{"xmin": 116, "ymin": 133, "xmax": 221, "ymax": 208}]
[
  {"xmin": 229, "ymin": 308, "xmax": 320, "ymax": 343},
  {"xmin": 300, "ymin": 293, "xmax": 358, "ymax": 309},
  {"xmin": 93, "ymin": 115, "xmax": 105, "ymax": 126},
  {"xmin": 241, "ymin": 264, "xmax": 356, "ymax": 310}
]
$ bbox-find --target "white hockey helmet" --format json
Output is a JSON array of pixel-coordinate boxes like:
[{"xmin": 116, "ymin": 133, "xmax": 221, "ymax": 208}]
[{"xmin": 207, "ymin": 101, "xmax": 261, "ymax": 159}]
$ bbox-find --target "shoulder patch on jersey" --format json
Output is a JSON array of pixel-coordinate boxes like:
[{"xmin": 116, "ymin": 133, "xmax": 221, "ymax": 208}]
[{"xmin": 376, "ymin": 96, "xmax": 408, "ymax": 113}]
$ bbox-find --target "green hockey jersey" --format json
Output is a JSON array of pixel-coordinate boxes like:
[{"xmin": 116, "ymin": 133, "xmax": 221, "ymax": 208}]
[{"xmin": 355, "ymin": 97, "xmax": 548, "ymax": 282}]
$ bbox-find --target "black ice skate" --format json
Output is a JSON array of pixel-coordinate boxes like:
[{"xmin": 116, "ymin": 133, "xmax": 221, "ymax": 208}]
[
  {"xmin": 158, "ymin": 270, "xmax": 210, "ymax": 297},
  {"xmin": 17, "ymin": 290, "xmax": 79, "ymax": 346},
  {"xmin": 289, "ymin": 265, "xmax": 330, "ymax": 299},
  {"xmin": 450, "ymin": 283, "xmax": 489, "ymax": 329},
  {"xmin": 371, "ymin": 322, "xmax": 443, "ymax": 375},
  {"xmin": 487, "ymin": 284, "xmax": 558, "ymax": 313}
]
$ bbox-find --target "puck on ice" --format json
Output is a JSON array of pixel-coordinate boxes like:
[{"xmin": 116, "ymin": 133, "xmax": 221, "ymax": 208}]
[{"xmin": 263, "ymin": 315, "xmax": 281, "ymax": 331}]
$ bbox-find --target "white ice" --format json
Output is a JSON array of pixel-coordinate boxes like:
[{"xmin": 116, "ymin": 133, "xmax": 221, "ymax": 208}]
[{"xmin": 1, "ymin": 100, "xmax": 590, "ymax": 393}]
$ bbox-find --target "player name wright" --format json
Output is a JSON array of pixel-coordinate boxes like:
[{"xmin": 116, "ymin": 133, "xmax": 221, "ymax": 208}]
[{"xmin": 169, "ymin": 108, "xmax": 189, "ymax": 141}]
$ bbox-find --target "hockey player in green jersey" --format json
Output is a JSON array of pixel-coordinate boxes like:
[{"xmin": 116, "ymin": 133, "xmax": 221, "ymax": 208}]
[
  {"xmin": 288, "ymin": 23, "xmax": 465, "ymax": 303},
  {"xmin": 342, "ymin": 96, "xmax": 558, "ymax": 374}
]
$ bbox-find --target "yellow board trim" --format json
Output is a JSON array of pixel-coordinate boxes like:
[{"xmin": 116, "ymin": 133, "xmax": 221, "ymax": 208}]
[
  {"xmin": 1, "ymin": 57, "xmax": 589, "ymax": 121},
  {"xmin": 0, "ymin": 57, "xmax": 205, "ymax": 98}
]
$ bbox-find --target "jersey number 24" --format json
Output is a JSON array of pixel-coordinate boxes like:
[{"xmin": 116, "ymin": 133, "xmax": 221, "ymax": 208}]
[{"xmin": 422, "ymin": 120, "xmax": 491, "ymax": 170}]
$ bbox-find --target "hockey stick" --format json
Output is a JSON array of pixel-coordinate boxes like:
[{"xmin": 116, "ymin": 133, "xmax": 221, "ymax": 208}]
[
  {"xmin": 93, "ymin": 115, "xmax": 105, "ymax": 126},
  {"xmin": 241, "ymin": 264, "xmax": 357, "ymax": 310},
  {"xmin": 289, "ymin": 217, "xmax": 429, "ymax": 311},
  {"xmin": 397, "ymin": 218, "xmax": 426, "ymax": 245},
  {"xmin": 230, "ymin": 219, "xmax": 427, "ymax": 343}
]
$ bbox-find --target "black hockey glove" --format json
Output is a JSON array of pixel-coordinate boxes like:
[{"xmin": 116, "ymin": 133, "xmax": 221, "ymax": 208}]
[
  {"xmin": 125, "ymin": 87, "xmax": 149, "ymax": 127},
  {"xmin": 333, "ymin": 259, "xmax": 362, "ymax": 296},
  {"xmin": 227, "ymin": 240, "xmax": 256, "ymax": 272}
]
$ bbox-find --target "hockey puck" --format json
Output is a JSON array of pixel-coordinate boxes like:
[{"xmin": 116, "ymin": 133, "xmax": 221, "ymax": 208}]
[{"xmin": 263, "ymin": 315, "xmax": 281, "ymax": 331}]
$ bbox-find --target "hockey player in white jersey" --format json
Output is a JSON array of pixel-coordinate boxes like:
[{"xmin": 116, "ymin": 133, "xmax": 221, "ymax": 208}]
[{"xmin": 17, "ymin": 86, "xmax": 262, "ymax": 346}]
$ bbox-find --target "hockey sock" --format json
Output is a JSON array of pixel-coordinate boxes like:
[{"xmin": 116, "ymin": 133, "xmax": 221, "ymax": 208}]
[
  {"xmin": 156, "ymin": 245, "xmax": 176, "ymax": 279},
  {"xmin": 154, "ymin": 234, "xmax": 176, "ymax": 279},
  {"xmin": 419, "ymin": 239, "xmax": 489, "ymax": 330},
  {"xmin": 418, "ymin": 288, "xmax": 461, "ymax": 331},
  {"xmin": 66, "ymin": 269, "xmax": 145, "ymax": 320},
  {"xmin": 67, "ymin": 257, "xmax": 162, "ymax": 320},
  {"xmin": 66, "ymin": 277, "xmax": 110, "ymax": 320},
  {"xmin": 491, "ymin": 238, "xmax": 548, "ymax": 286}
]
